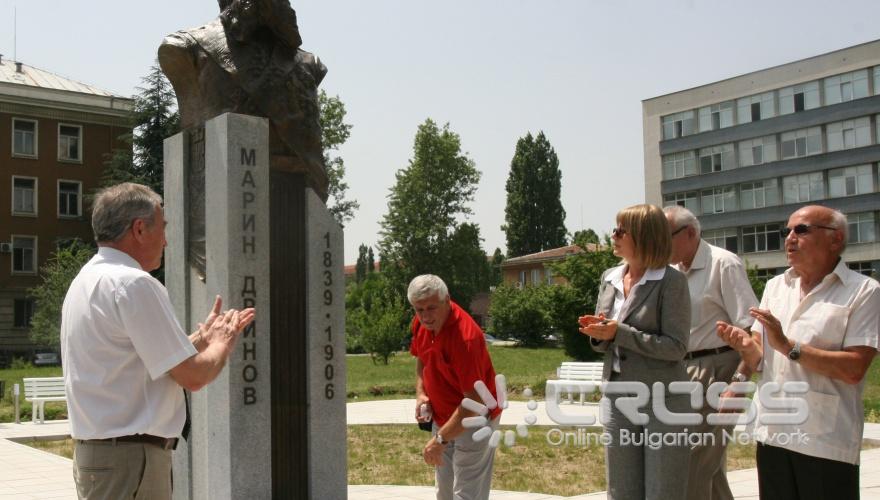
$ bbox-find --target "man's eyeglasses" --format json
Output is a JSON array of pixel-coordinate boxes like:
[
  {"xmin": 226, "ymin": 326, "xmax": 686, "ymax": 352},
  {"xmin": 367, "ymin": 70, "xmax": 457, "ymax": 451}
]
[
  {"xmin": 670, "ymin": 225, "xmax": 688, "ymax": 237},
  {"xmin": 611, "ymin": 227, "xmax": 627, "ymax": 238},
  {"xmin": 780, "ymin": 223, "xmax": 838, "ymax": 238}
]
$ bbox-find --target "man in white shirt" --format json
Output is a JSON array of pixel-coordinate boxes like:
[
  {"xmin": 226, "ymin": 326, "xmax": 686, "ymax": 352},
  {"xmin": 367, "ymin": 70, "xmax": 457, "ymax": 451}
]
[
  {"xmin": 717, "ymin": 205, "xmax": 878, "ymax": 500},
  {"xmin": 664, "ymin": 205, "xmax": 758, "ymax": 500},
  {"xmin": 61, "ymin": 183, "xmax": 255, "ymax": 499}
]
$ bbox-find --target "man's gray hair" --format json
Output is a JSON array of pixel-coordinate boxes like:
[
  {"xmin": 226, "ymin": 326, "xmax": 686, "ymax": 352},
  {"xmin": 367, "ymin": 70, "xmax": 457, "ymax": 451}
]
[
  {"xmin": 829, "ymin": 208, "xmax": 849, "ymax": 252},
  {"xmin": 663, "ymin": 204, "xmax": 701, "ymax": 235},
  {"xmin": 407, "ymin": 274, "xmax": 449, "ymax": 304},
  {"xmin": 92, "ymin": 183, "xmax": 163, "ymax": 243}
]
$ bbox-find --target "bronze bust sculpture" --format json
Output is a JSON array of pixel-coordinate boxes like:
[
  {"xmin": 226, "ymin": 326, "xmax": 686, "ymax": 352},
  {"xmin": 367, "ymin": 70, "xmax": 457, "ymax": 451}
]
[{"xmin": 159, "ymin": 0, "xmax": 327, "ymax": 277}]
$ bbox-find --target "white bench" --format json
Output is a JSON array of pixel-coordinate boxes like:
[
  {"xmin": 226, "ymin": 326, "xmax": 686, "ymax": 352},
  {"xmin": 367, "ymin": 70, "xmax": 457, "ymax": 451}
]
[
  {"xmin": 555, "ymin": 362, "xmax": 603, "ymax": 404},
  {"xmin": 23, "ymin": 377, "xmax": 67, "ymax": 424}
]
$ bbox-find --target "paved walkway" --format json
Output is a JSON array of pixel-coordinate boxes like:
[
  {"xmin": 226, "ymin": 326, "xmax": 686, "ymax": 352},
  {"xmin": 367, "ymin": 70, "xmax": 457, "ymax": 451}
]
[{"xmin": 1, "ymin": 403, "xmax": 880, "ymax": 499}]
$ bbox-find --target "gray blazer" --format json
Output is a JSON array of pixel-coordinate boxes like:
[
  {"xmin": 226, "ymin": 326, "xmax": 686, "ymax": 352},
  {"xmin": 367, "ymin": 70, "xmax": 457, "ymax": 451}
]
[{"xmin": 590, "ymin": 265, "xmax": 690, "ymax": 385}]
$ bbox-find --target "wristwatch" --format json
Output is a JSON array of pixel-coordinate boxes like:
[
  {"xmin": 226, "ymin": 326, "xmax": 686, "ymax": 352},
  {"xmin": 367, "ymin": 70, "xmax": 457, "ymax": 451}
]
[
  {"xmin": 731, "ymin": 372, "xmax": 748, "ymax": 383},
  {"xmin": 787, "ymin": 341, "xmax": 802, "ymax": 361},
  {"xmin": 436, "ymin": 433, "xmax": 447, "ymax": 445}
]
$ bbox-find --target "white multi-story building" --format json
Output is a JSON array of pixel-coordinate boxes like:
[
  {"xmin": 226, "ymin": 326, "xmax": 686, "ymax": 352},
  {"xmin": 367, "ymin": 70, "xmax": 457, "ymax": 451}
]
[{"xmin": 643, "ymin": 40, "xmax": 880, "ymax": 278}]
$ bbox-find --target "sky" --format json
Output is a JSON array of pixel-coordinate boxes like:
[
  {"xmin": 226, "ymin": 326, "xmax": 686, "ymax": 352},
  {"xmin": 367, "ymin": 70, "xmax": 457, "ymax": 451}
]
[{"xmin": 2, "ymin": 0, "xmax": 879, "ymax": 263}]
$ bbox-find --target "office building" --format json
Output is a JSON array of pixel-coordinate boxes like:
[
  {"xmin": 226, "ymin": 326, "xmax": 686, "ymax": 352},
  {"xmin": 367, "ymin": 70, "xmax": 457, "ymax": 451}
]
[{"xmin": 643, "ymin": 40, "xmax": 880, "ymax": 278}]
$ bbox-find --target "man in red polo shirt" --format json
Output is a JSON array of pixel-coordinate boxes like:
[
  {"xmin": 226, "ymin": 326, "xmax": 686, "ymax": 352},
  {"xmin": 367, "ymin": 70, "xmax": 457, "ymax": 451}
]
[{"xmin": 409, "ymin": 274, "xmax": 502, "ymax": 500}]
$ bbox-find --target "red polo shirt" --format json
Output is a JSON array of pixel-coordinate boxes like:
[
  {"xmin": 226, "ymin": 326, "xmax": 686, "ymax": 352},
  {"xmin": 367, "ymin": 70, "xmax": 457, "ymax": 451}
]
[{"xmin": 410, "ymin": 301, "xmax": 502, "ymax": 426}]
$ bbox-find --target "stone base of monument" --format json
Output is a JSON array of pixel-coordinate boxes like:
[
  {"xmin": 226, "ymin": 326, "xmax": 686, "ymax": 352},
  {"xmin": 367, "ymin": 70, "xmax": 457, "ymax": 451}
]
[{"xmin": 165, "ymin": 113, "xmax": 347, "ymax": 500}]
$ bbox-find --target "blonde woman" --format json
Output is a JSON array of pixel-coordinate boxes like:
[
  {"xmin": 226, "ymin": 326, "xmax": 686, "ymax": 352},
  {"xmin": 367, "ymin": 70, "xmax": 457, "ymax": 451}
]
[{"xmin": 579, "ymin": 204, "xmax": 691, "ymax": 500}]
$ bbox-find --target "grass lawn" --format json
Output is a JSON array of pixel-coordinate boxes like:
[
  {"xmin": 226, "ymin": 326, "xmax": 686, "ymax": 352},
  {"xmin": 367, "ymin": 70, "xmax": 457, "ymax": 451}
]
[
  {"xmin": 27, "ymin": 425, "xmax": 758, "ymax": 496},
  {"xmin": 0, "ymin": 365, "xmax": 65, "ymax": 423},
  {"xmin": 347, "ymin": 425, "xmax": 761, "ymax": 496},
  {"xmin": 346, "ymin": 345, "xmax": 570, "ymax": 402}
]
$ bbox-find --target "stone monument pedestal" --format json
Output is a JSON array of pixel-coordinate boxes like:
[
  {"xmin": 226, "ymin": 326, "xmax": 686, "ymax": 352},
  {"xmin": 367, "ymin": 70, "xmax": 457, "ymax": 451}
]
[{"xmin": 164, "ymin": 112, "xmax": 347, "ymax": 500}]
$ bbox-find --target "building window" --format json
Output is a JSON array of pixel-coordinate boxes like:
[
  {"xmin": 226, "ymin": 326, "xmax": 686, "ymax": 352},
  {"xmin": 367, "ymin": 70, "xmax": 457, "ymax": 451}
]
[
  {"xmin": 736, "ymin": 92, "xmax": 775, "ymax": 124},
  {"xmin": 662, "ymin": 151, "xmax": 697, "ymax": 179},
  {"xmin": 875, "ymin": 67, "xmax": 880, "ymax": 95},
  {"xmin": 518, "ymin": 270, "xmax": 526, "ymax": 287},
  {"xmin": 662, "ymin": 111, "xmax": 695, "ymax": 140},
  {"xmin": 826, "ymin": 117, "xmax": 872, "ymax": 152},
  {"xmin": 545, "ymin": 267, "xmax": 553, "ymax": 285},
  {"xmin": 848, "ymin": 261, "xmax": 876, "ymax": 278},
  {"xmin": 12, "ymin": 236, "xmax": 37, "ymax": 274},
  {"xmin": 12, "ymin": 118, "xmax": 38, "ymax": 157},
  {"xmin": 779, "ymin": 81, "xmax": 820, "ymax": 114},
  {"xmin": 698, "ymin": 101, "xmax": 735, "ymax": 132},
  {"xmin": 782, "ymin": 172, "xmax": 825, "ymax": 203},
  {"xmin": 530, "ymin": 268, "xmax": 541, "ymax": 285},
  {"xmin": 13, "ymin": 298, "xmax": 34, "ymax": 328},
  {"xmin": 754, "ymin": 268, "xmax": 779, "ymax": 282},
  {"xmin": 780, "ymin": 127, "xmax": 822, "ymax": 159},
  {"xmin": 738, "ymin": 136, "xmax": 777, "ymax": 167},
  {"xmin": 58, "ymin": 180, "xmax": 82, "ymax": 217},
  {"xmin": 702, "ymin": 228, "xmax": 738, "ymax": 253},
  {"xmin": 663, "ymin": 191, "xmax": 699, "ymax": 214},
  {"xmin": 58, "ymin": 124, "xmax": 82, "ymax": 162},
  {"xmin": 12, "ymin": 176, "xmax": 37, "ymax": 215},
  {"xmin": 742, "ymin": 224, "xmax": 781, "ymax": 253},
  {"xmin": 829, "ymin": 164, "xmax": 873, "ymax": 198},
  {"xmin": 824, "ymin": 69, "xmax": 869, "ymax": 105},
  {"xmin": 740, "ymin": 179, "xmax": 780, "ymax": 210},
  {"xmin": 847, "ymin": 212, "xmax": 876, "ymax": 244},
  {"xmin": 700, "ymin": 186, "xmax": 738, "ymax": 214},
  {"xmin": 699, "ymin": 144, "xmax": 734, "ymax": 174}
]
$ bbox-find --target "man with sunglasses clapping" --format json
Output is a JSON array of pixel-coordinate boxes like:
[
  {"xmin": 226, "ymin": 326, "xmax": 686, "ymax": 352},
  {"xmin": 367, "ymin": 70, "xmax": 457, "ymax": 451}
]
[{"xmin": 716, "ymin": 205, "xmax": 879, "ymax": 500}]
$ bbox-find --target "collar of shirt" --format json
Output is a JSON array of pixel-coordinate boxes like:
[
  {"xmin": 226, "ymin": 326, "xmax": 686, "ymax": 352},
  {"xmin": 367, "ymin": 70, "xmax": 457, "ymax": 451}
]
[
  {"xmin": 605, "ymin": 264, "xmax": 666, "ymax": 292},
  {"xmin": 97, "ymin": 246, "xmax": 143, "ymax": 271},
  {"xmin": 685, "ymin": 239, "xmax": 711, "ymax": 273},
  {"xmin": 782, "ymin": 258, "xmax": 852, "ymax": 288}
]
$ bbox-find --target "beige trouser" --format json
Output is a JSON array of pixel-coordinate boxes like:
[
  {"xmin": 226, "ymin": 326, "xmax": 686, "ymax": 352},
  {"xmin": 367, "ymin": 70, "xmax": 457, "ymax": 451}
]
[
  {"xmin": 434, "ymin": 417, "xmax": 500, "ymax": 500},
  {"xmin": 73, "ymin": 440, "xmax": 172, "ymax": 500},
  {"xmin": 685, "ymin": 348, "xmax": 740, "ymax": 500}
]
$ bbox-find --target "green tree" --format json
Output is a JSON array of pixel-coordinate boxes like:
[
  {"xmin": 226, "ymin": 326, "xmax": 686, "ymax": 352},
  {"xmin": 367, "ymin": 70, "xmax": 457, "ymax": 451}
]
[
  {"xmin": 367, "ymin": 247, "xmax": 375, "ymax": 273},
  {"xmin": 102, "ymin": 62, "xmax": 179, "ymax": 195},
  {"xmin": 572, "ymin": 229, "xmax": 600, "ymax": 247},
  {"xmin": 746, "ymin": 263, "xmax": 769, "ymax": 300},
  {"xmin": 502, "ymin": 131, "xmax": 567, "ymax": 257},
  {"xmin": 355, "ymin": 244, "xmax": 369, "ymax": 283},
  {"xmin": 548, "ymin": 237, "xmax": 619, "ymax": 360},
  {"xmin": 487, "ymin": 284, "xmax": 550, "ymax": 347},
  {"xmin": 345, "ymin": 273, "xmax": 410, "ymax": 362},
  {"xmin": 490, "ymin": 248, "xmax": 505, "ymax": 287},
  {"xmin": 28, "ymin": 241, "xmax": 96, "ymax": 348},
  {"xmin": 319, "ymin": 90, "xmax": 359, "ymax": 225},
  {"xmin": 378, "ymin": 119, "xmax": 489, "ymax": 308}
]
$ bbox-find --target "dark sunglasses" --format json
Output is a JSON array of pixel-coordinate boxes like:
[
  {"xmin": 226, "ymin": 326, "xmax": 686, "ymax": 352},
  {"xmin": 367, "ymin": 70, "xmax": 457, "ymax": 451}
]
[
  {"xmin": 611, "ymin": 227, "xmax": 627, "ymax": 238},
  {"xmin": 671, "ymin": 225, "xmax": 688, "ymax": 237},
  {"xmin": 780, "ymin": 223, "xmax": 837, "ymax": 238}
]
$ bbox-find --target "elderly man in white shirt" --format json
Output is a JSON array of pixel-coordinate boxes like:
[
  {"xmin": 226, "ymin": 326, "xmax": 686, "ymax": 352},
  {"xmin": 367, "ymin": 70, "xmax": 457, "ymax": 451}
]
[
  {"xmin": 664, "ymin": 206, "xmax": 758, "ymax": 500},
  {"xmin": 717, "ymin": 205, "xmax": 878, "ymax": 500},
  {"xmin": 61, "ymin": 183, "xmax": 255, "ymax": 500}
]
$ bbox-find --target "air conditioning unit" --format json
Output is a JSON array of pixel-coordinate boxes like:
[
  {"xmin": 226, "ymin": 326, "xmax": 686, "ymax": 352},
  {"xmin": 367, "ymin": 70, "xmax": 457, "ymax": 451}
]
[{"xmin": 0, "ymin": 243, "xmax": 11, "ymax": 253}]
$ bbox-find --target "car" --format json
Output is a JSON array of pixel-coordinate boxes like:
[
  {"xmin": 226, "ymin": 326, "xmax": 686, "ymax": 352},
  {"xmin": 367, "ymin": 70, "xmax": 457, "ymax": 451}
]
[
  {"xmin": 33, "ymin": 351, "xmax": 61, "ymax": 367},
  {"xmin": 483, "ymin": 333, "xmax": 500, "ymax": 345}
]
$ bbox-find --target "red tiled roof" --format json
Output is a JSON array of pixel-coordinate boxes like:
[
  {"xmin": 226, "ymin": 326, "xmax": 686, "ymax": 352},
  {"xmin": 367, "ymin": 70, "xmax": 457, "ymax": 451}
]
[{"xmin": 501, "ymin": 243, "xmax": 600, "ymax": 267}]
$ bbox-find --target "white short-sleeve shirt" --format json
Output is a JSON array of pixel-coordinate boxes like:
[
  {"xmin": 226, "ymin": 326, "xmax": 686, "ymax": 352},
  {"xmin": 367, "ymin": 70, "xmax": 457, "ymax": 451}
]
[
  {"xmin": 60, "ymin": 247, "xmax": 197, "ymax": 439},
  {"xmin": 674, "ymin": 240, "xmax": 758, "ymax": 352},
  {"xmin": 750, "ymin": 259, "xmax": 880, "ymax": 464}
]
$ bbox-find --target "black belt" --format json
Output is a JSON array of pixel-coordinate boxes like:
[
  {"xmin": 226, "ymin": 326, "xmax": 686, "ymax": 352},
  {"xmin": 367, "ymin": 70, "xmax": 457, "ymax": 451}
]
[
  {"xmin": 78, "ymin": 434, "xmax": 178, "ymax": 450},
  {"xmin": 685, "ymin": 345, "xmax": 734, "ymax": 360}
]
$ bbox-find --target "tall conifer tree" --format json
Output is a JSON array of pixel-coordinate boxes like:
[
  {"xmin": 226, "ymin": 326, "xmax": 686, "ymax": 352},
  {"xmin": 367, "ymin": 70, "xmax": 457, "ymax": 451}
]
[{"xmin": 502, "ymin": 131, "xmax": 567, "ymax": 257}]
